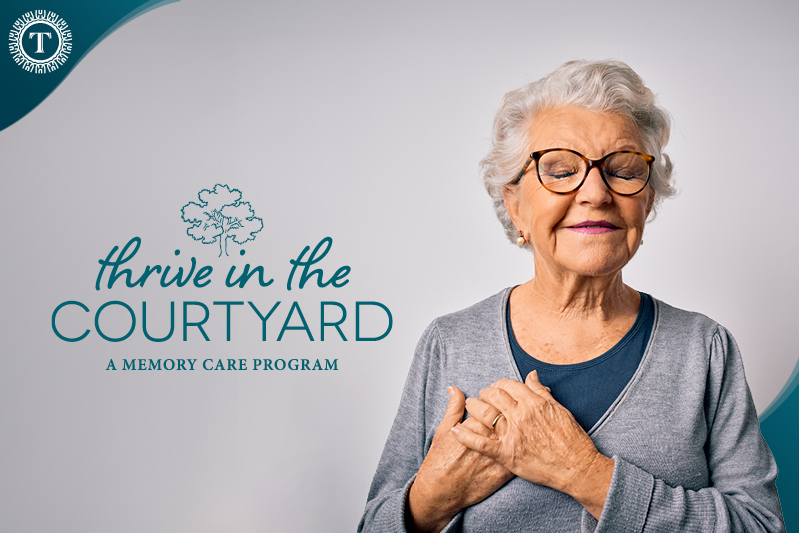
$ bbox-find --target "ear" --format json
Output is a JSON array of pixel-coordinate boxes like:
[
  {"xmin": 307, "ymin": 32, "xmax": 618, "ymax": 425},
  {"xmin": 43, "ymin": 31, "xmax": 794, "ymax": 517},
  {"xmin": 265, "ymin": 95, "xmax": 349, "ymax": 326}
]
[
  {"xmin": 645, "ymin": 190, "xmax": 656, "ymax": 218},
  {"xmin": 503, "ymin": 185, "xmax": 523, "ymax": 229}
]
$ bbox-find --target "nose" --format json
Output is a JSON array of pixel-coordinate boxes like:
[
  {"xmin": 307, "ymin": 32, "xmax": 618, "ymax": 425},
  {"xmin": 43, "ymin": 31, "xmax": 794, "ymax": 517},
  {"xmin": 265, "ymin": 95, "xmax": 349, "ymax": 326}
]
[{"xmin": 575, "ymin": 167, "xmax": 612, "ymax": 205}]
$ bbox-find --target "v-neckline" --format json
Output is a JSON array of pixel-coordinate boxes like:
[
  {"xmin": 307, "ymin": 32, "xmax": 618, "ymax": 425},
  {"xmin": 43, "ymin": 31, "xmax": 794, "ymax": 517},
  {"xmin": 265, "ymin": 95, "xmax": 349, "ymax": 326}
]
[{"xmin": 497, "ymin": 286, "xmax": 661, "ymax": 436}]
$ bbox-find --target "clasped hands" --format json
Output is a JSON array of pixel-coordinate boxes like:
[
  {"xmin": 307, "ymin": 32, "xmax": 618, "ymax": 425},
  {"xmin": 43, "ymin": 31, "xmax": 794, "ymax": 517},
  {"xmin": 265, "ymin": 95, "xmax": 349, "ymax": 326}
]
[{"xmin": 408, "ymin": 371, "xmax": 613, "ymax": 532}]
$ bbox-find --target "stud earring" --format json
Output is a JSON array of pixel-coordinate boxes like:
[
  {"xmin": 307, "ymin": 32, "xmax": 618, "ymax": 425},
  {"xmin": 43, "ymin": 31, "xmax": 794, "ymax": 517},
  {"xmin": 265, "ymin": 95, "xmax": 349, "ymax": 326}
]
[
  {"xmin": 640, "ymin": 238, "xmax": 644, "ymax": 246},
  {"xmin": 516, "ymin": 230, "xmax": 526, "ymax": 246}
]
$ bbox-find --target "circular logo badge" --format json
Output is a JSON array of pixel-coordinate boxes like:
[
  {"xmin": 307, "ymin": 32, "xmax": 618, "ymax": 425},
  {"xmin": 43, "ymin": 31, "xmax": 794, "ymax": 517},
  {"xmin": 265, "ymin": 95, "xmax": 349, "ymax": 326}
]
[{"xmin": 9, "ymin": 10, "xmax": 72, "ymax": 74}]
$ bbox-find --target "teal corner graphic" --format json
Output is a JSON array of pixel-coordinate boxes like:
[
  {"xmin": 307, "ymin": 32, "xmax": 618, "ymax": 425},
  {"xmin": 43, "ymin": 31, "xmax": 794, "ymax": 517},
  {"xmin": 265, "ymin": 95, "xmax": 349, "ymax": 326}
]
[
  {"xmin": 760, "ymin": 360, "xmax": 799, "ymax": 530},
  {"xmin": 181, "ymin": 185, "xmax": 264, "ymax": 257},
  {"xmin": 0, "ymin": 0, "xmax": 179, "ymax": 131}
]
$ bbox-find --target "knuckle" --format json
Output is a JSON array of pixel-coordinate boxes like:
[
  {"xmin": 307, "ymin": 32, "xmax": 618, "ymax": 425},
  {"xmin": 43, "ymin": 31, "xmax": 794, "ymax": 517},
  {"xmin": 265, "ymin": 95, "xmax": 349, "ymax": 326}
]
[{"xmin": 481, "ymin": 386, "xmax": 499, "ymax": 398}]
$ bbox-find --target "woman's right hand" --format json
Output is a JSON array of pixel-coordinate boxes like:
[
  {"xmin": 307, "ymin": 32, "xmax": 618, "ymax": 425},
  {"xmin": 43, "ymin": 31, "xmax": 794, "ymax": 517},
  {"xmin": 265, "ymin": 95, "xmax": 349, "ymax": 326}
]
[{"xmin": 407, "ymin": 386, "xmax": 514, "ymax": 533}]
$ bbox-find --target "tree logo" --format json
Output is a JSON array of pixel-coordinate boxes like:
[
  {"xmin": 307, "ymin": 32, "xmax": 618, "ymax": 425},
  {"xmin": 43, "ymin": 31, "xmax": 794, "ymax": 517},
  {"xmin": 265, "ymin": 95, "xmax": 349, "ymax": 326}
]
[
  {"xmin": 181, "ymin": 184, "xmax": 264, "ymax": 257},
  {"xmin": 9, "ymin": 11, "xmax": 72, "ymax": 73}
]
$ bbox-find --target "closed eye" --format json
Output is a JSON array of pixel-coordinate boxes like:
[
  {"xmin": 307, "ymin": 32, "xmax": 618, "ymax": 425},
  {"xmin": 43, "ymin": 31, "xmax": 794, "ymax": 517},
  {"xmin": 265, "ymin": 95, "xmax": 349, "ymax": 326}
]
[
  {"xmin": 546, "ymin": 170, "xmax": 578, "ymax": 179},
  {"xmin": 607, "ymin": 169, "xmax": 640, "ymax": 181}
]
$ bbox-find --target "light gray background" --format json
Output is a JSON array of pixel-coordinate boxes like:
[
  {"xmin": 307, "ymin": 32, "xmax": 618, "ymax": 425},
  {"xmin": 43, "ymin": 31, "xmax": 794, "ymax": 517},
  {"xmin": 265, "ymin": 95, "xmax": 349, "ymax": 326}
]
[{"xmin": 1, "ymin": 1, "xmax": 797, "ymax": 531}]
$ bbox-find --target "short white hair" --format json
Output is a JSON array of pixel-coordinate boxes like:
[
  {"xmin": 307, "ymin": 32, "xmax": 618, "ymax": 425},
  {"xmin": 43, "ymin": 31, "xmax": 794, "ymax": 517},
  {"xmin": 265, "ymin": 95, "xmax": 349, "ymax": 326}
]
[{"xmin": 480, "ymin": 60, "xmax": 675, "ymax": 245}]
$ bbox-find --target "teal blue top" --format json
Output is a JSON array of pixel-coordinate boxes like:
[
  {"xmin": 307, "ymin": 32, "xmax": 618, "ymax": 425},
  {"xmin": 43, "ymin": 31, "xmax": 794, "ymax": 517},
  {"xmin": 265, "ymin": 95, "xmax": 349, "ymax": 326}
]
[{"xmin": 508, "ymin": 293, "xmax": 654, "ymax": 431}]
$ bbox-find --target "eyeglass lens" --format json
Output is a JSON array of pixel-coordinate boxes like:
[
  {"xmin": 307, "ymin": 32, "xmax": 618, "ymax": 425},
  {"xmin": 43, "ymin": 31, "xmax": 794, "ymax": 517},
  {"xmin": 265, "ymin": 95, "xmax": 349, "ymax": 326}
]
[{"xmin": 538, "ymin": 150, "xmax": 649, "ymax": 194}]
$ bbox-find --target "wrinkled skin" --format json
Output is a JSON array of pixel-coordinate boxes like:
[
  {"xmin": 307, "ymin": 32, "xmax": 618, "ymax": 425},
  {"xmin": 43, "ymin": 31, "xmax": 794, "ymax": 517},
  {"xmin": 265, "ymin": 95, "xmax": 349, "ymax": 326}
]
[
  {"xmin": 407, "ymin": 387, "xmax": 514, "ymax": 532},
  {"xmin": 452, "ymin": 371, "xmax": 614, "ymax": 520}
]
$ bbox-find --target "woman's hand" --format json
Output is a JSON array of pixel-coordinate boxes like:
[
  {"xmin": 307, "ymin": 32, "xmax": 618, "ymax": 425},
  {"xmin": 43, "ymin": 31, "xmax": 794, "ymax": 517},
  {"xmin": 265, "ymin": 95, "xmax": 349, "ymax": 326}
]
[
  {"xmin": 450, "ymin": 371, "xmax": 614, "ymax": 520},
  {"xmin": 408, "ymin": 386, "xmax": 514, "ymax": 533}
]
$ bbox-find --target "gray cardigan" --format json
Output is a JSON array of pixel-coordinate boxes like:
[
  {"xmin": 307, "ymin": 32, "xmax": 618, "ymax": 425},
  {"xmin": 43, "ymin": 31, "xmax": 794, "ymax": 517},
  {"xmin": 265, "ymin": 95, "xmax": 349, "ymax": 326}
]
[{"xmin": 358, "ymin": 289, "xmax": 785, "ymax": 532}]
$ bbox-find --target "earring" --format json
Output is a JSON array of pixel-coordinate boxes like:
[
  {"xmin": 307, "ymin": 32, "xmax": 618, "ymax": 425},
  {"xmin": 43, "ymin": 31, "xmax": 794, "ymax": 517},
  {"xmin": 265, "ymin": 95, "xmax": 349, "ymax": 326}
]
[
  {"xmin": 640, "ymin": 238, "xmax": 644, "ymax": 246},
  {"xmin": 516, "ymin": 229, "xmax": 526, "ymax": 246}
]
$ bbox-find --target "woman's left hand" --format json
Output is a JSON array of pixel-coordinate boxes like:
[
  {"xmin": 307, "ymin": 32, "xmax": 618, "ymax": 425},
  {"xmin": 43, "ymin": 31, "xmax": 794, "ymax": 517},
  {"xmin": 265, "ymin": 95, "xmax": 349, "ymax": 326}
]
[{"xmin": 450, "ymin": 371, "xmax": 614, "ymax": 520}]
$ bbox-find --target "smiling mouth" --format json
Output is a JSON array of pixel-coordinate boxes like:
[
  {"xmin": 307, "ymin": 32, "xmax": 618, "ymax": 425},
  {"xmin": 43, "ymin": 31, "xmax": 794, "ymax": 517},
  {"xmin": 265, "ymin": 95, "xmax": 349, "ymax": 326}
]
[{"xmin": 567, "ymin": 220, "xmax": 620, "ymax": 234}]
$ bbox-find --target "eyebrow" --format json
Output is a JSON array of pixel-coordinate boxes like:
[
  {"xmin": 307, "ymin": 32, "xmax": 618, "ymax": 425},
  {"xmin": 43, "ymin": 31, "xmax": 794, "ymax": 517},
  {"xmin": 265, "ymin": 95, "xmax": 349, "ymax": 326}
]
[{"xmin": 536, "ymin": 143, "xmax": 643, "ymax": 156}]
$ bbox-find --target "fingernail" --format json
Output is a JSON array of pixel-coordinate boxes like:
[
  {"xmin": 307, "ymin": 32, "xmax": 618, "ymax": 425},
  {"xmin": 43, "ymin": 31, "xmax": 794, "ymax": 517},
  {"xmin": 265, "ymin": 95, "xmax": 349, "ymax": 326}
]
[
  {"xmin": 532, "ymin": 370, "xmax": 539, "ymax": 381},
  {"xmin": 451, "ymin": 427, "xmax": 460, "ymax": 435},
  {"xmin": 447, "ymin": 386, "xmax": 454, "ymax": 397},
  {"xmin": 545, "ymin": 386, "xmax": 551, "ymax": 392},
  {"xmin": 465, "ymin": 397, "xmax": 472, "ymax": 405}
]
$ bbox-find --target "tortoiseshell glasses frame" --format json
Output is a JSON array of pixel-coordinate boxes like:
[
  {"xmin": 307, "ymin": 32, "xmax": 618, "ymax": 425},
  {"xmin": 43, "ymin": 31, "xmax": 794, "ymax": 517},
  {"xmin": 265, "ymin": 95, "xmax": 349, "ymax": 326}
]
[{"xmin": 513, "ymin": 148, "xmax": 655, "ymax": 196}]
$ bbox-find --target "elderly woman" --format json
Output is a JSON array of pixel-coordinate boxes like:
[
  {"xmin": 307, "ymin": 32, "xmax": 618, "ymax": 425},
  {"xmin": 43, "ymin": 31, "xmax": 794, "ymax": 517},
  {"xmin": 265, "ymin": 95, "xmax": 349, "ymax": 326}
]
[{"xmin": 358, "ymin": 60, "xmax": 784, "ymax": 532}]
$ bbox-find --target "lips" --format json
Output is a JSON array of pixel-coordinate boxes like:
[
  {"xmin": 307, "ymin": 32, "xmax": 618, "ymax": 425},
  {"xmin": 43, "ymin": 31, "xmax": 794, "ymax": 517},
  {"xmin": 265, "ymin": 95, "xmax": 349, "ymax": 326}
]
[
  {"xmin": 567, "ymin": 220, "xmax": 620, "ymax": 234},
  {"xmin": 568, "ymin": 220, "xmax": 619, "ymax": 229}
]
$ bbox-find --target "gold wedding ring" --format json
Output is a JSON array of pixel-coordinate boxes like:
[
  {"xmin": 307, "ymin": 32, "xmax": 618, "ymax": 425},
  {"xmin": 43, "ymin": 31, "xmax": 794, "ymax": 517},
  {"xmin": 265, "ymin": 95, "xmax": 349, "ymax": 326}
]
[{"xmin": 491, "ymin": 413, "xmax": 503, "ymax": 429}]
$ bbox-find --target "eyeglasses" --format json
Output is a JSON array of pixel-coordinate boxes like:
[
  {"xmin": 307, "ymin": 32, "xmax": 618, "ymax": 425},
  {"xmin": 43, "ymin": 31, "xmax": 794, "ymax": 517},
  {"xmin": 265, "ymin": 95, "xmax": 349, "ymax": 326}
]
[{"xmin": 514, "ymin": 148, "xmax": 655, "ymax": 196}]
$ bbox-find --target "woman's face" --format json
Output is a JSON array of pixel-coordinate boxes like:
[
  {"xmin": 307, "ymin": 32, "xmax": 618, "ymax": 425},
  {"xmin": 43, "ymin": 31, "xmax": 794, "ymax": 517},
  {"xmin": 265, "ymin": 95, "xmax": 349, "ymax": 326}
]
[{"xmin": 504, "ymin": 106, "xmax": 655, "ymax": 279}]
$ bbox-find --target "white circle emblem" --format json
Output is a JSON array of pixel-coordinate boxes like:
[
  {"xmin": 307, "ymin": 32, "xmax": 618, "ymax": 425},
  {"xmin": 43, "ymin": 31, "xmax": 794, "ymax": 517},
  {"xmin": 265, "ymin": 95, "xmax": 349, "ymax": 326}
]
[{"xmin": 8, "ymin": 10, "xmax": 72, "ymax": 74}]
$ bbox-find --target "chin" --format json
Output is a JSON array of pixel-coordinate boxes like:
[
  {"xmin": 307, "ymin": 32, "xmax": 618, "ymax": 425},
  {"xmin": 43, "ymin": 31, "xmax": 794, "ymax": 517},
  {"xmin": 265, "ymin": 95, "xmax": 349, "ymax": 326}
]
[{"xmin": 568, "ymin": 249, "xmax": 630, "ymax": 278}]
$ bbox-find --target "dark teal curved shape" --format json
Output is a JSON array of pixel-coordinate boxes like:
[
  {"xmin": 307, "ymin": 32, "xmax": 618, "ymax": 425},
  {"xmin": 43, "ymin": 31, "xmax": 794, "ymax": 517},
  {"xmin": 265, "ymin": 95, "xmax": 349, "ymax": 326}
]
[
  {"xmin": 761, "ymin": 360, "xmax": 799, "ymax": 421},
  {"xmin": 0, "ymin": 0, "xmax": 179, "ymax": 132},
  {"xmin": 760, "ymin": 358, "xmax": 799, "ymax": 531}
]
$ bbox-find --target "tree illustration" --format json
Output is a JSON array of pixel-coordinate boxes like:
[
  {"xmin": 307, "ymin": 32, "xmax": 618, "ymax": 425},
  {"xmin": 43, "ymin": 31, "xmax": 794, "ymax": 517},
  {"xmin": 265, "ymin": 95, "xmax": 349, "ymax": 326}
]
[{"xmin": 181, "ymin": 184, "xmax": 264, "ymax": 256}]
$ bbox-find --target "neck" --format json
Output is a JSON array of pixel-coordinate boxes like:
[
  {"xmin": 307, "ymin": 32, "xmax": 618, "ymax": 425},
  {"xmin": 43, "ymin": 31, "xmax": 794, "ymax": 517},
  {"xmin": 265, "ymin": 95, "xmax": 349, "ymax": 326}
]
[{"xmin": 520, "ymin": 262, "xmax": 637, "ymax": 322}]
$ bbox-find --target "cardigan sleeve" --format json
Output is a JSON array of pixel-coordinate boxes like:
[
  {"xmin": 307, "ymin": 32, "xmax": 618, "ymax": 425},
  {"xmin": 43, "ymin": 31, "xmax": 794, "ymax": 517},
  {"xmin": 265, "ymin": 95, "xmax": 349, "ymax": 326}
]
[
  {"xmin": 358, "ymin": 321, "xmax": 464, "ymax": 533},
  {"xmin": 584, "ymin": 325, "xmax": 785, "ymax": 533}
]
